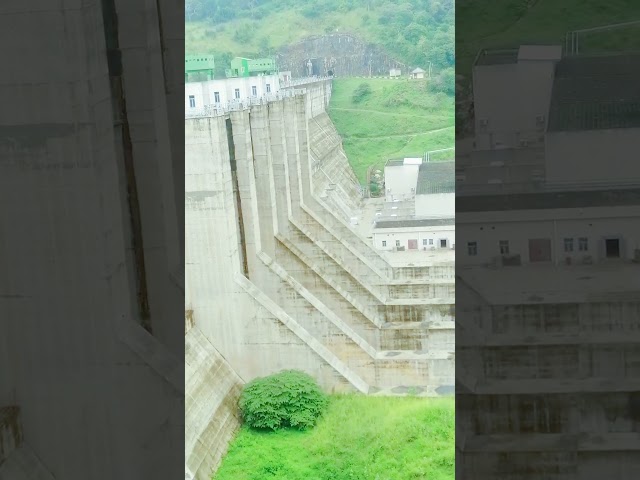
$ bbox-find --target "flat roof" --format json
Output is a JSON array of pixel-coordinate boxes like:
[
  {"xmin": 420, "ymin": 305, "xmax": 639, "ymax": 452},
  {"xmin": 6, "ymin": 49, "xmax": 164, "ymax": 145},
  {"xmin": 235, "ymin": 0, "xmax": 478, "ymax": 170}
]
[
  {"xmin": 456, "ymin": 187, "xmax": 640, "ymax": 212},
  {"xmin": 474, "ymin": 49, "xmax": 519, "ymax": 66},
  {"xmin": 374, "ymin": 218, "xmax": 455, "ymax": 229},
  {"xmin": 548, "ymin": 53, "xmax": 640, "ymax": 132},
  {"xmin": 416, "ymin": 162, "xmax": 455, "ymax": 195},
  {"xmin": 517, "ymin": 44, "xmax": 562, "ymax": 61}
]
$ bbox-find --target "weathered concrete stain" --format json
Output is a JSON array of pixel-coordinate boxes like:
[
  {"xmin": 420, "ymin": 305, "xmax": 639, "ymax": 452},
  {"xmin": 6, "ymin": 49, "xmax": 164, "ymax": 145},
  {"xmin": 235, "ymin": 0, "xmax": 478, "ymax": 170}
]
[
  {"xmin": 0, "ymin": 124, "xmax": 79, "ymax": 150},
  {"xmin": 0, "ymin": 406, "xmax": 22, "ymax": 461}
]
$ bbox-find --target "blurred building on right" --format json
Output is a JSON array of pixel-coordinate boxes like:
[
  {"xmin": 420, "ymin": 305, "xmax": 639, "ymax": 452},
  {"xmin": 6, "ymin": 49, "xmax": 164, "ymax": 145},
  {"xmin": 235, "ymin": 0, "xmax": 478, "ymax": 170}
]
[{"xmin": 456, "ymin": 44, "xmax": 640, "ymax": 479}]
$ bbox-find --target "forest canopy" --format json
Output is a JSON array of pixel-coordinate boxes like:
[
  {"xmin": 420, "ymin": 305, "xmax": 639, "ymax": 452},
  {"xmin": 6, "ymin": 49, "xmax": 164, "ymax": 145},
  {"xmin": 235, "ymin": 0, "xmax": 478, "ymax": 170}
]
[{"xmin": 185, "ymin": 0, "xmax": 454, "ymax": 71}]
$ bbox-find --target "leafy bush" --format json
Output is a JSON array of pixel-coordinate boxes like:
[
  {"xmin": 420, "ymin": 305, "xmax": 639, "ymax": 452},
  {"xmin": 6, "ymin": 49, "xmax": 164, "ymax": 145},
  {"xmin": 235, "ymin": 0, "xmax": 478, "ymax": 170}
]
[
  {"xmin": 352, "ymin": 83, "xmax": 372, "ymax": 104},
  {"xmin": 239, "ymin": 370, "xmax": 328, "ymax": 431}
]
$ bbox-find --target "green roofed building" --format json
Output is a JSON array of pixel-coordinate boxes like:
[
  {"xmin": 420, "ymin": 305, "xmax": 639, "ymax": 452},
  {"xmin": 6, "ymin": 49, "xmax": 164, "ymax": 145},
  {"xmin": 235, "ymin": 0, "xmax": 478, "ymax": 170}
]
[
  {"xmin": 185, "ymin": 54, "xmax": 215, "ymax": 82},
  {"xmin": 226, "ymin": 57, "xmax": 277, "ymax": 78}
]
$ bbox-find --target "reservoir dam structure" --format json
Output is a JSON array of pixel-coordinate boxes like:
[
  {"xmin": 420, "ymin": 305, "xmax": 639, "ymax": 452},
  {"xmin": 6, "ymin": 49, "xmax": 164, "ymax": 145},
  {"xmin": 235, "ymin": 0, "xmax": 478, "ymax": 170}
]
[{"xmin": 185, "ymin": 79, "xmax": 455, "ymax": 478}]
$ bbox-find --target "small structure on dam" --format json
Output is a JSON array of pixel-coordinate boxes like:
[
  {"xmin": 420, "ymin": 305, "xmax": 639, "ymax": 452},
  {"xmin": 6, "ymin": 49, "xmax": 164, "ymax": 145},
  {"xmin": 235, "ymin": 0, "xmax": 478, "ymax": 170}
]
[{"xmin": 185, "ymin": 78, "xmax": 454, "ymax": 479}]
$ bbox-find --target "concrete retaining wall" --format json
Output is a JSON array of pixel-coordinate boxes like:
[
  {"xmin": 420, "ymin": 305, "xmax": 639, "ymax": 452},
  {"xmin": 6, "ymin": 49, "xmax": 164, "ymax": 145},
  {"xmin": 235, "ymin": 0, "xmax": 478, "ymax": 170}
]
[{"xmin": 185, "ymin": 327, "xmax": 244, "ymax": 480}]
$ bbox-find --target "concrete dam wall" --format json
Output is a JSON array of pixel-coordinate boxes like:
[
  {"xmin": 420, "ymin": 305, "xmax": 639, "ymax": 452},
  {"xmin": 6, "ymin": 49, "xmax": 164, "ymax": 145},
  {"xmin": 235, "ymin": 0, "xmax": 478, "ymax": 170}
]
[
  {"xmin": 276, "ymin": 34, "xmax": 406, "ymax": 78},
  {"xmin": 185, "ymin": 79, "xmax": 455, "ymax": 398},
  {"xmin": 185, "ymin": 78, "xmax": 455, "ymax": 477},
  {"xmin": 185, "ymin": 320, "xmax": 243, "ymax": 480}
]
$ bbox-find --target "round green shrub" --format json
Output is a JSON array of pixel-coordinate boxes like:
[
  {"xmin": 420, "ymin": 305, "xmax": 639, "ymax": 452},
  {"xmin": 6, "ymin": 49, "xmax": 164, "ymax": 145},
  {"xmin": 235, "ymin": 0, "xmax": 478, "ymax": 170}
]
[{"xmin": 239, "ymin": 370, "xmax": 328, "ymax": 431}]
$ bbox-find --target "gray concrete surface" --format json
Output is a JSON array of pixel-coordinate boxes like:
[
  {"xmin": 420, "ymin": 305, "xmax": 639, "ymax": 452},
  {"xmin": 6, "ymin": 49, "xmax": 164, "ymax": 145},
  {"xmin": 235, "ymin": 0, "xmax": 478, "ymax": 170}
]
[{"xmin": 0, "ymin": 2, "xmax": 183, "ymax": 478}]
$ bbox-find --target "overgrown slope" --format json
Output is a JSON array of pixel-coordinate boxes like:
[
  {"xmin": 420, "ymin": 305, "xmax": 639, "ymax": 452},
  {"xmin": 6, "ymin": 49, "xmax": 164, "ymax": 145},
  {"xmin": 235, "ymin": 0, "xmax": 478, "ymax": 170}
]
[
  {"xmin": 328, "ymin": 78, "xmax": 454, "ymax": 183},
  {"xmin": 186, "ymin": 0, "xmax": 454, "ymax": 76},
  {"xmin": 456, "ymin": 0, "xmax": 640, "ymax": 76}
]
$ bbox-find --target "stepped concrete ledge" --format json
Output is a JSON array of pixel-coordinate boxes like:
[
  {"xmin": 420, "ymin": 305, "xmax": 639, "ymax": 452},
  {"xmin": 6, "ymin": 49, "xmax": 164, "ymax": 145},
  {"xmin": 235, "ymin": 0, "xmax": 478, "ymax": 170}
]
[
  {"xmin": 116, "ymin": 317, "xmax": 184, "ymax": 394},
  {"xmin": 474, "ymin": 378, "xmax": 640, "ymax": 395},
  {"xmin": 301, "ymin": 203, "xmax": 389, "ymax": 279},
  {"xmin": 464, "ymin": 433, "xmax": 640, "ymax": 452},
  {"xmin": 371, "ymin": 384, "xmax": 455, "ymax": 397},
  {"xmin": 276, "ymin": 234, "xmax": 385, "ymax": 327},
  {"xmin": 458, "ymin": 331, "xmax": 640, "ymax": 347},
  {"xmin": 386, "ymin": 297, "xmax": 455, "ymax": 306},
  {"xmin": 234, "ymin": 273, "xmax": 370, "ymax": 394},
  {"xmin": 290, "ymin": 217, "xmax": 388, "ymax": 302},
  {"xmin": 258, "ymin": 251, "xmax": 378, "ymax": 358}
]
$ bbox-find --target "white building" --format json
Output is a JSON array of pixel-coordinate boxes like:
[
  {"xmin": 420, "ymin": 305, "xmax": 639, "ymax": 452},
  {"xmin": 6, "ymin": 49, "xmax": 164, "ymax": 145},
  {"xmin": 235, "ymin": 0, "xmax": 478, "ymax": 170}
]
[
  {"xmin": 185, "ymin": 74, "xmax": 281, "ymax": 111},
  {"xmin": 410, "ymin": 67, "xmax": 426, "ymax": 79},
  {"xmin": 373, "ymin": 218, "xmax": 455, "ymax": 251},
  {"xmin": 415, "ymin": 162, "xmax": 455, "ymax": 218},
  {"xmin": 471, "ymin": 45, "xmax": 562, "ymax": 151},
  {"xmin": 384, "ymin": 158, "xmax": 422, "ymax": 202},
  {"xmin": 457, "ymin": 195, "xmax": 640, "ymax": 267},
  {"xmin": 458, "ymin": 49, "xmax": 640, "ymax": 267},
  {"xmin": 374, "ymin": 160, "xmax": 455, "ymax": 253}
]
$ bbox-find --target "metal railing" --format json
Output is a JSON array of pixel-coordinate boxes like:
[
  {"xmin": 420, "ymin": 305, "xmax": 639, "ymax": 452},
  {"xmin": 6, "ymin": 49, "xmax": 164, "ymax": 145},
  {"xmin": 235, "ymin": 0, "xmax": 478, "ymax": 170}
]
[
  {"xmin": 185, "ymin": 76, "xmax": 334, "ymax": 119},
  {"xmin": 185, "ymin": 90, "xmax": 298, "ymax": 118},
  {"xmin": 281, "ymin": 76, "xmax": 333, "ymax": 88}
]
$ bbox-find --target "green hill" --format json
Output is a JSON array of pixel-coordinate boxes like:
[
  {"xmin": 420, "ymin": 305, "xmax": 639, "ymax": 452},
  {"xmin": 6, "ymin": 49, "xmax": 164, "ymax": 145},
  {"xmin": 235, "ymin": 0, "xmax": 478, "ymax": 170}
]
[
  {"xmin": 186, "ymin": 0, "xmax": 455, "ymax": 185},
  {"xmin": 185, "ymin": 0, "xmax": 454, "ymax": 75},
  {"xmin": 457, "ymin": 0, "xmax": 640, "ymax": 76},
  {"xmin": 328, "ymin": 78, "xmax": 454, "ymax": 183}
]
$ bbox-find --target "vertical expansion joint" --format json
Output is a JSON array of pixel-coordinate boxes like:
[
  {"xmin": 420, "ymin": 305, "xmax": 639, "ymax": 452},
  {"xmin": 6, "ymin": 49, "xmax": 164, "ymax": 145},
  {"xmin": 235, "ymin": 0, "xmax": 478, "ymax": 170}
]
[
  {"xmin": 154, "ymin": 0, "xmax": 170, "ymax": 94},
  {"xmin": 100, "ymin": 0, "xmax": 152, "ymax": 333},
  {"xmin": 226, "ymin": 119, "xmax": 249, "ymax": 278}
]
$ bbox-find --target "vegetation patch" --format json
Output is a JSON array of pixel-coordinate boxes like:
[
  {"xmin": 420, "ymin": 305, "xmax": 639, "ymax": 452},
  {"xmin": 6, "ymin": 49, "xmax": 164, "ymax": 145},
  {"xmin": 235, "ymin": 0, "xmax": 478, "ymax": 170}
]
[
  {"xmin": 456, "ymin": 0, "xmax": 640, "ymax": 77},
  {"xmin": 328, "ymin": 78, "xmax": 454, "ymax": 184},
  {"xmin": 186, "ymin": 0, "xmax": 454, "ymax": 78},
  {"xmin": 240, "ymin": 370, "xmax": 328, "ymax": 431},
  {"xmin": 215, "ymin": 394, "xmax": 455, "ymax": 480}
]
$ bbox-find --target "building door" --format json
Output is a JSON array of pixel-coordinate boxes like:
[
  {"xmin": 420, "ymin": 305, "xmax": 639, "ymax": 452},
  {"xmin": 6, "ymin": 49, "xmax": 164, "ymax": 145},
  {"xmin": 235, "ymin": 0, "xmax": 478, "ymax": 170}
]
[
  {"xmin": 605, "ymin": 237, "xmax": 621, "ymax": 258},
  {"xmin": 408, "ymin": 239, "xmax": 418, "ymax": 250},
  {"xmin": 529, "ymin": 238, "xmax": 551, "ymax": 262},
  {"xmin": 440, "ymin": 239, "xmax": 447, "ymax": 248}
]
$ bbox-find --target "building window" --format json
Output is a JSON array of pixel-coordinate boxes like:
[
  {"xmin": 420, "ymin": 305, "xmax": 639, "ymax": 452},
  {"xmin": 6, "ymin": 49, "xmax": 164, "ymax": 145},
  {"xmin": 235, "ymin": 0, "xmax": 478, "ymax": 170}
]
[
  {"xmin": 423, "ymin": 239, "xmax": 428, "ymax": 246},
  {"xmin": 252, "ymin": 86, "xmax": 257, "ymax": 96},
  {"xmin": 468, "ymin": 242, "xmax": 477, "ymax": 256},
  {"xmin": 382, "ymin": 241, "xmax": 387, "ymax": 247},
  {"xmin": 266, "ymin": 83, "xmax": 271, "ymax": 93},
  {"xmin": 499, "ymin": 240, "xmax": 509, "ymax": 255},
  {"xmin": 396, "ymin": 240, "xmax": 401, "ymax": 247},
  {"xmin": 564, "ymin": 238, "xmax": 574, "ymax": 253},
  {"xmin": 214, "ymin": 91, "xmax": 220, "ymax": 103},
  {"xmin": 234, "ymin": 88, "xmax": 240, "ymax": 99},
  {"xmin": 189, "ymin": 95, "xmax": 195, "ymax": 108},
  {"xmin": 579, "ymin": 237, "xmax": 588, "ymax": 252},
  {"xmin": 428, "ymin": 239, "xmax": 434, "ymax": 245}
]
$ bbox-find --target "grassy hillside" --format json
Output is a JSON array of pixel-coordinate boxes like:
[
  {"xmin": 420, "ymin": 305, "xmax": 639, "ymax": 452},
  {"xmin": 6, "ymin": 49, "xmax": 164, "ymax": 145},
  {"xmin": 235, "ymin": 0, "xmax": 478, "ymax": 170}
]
[
  {"xmin": 186, "ymin": 0, "xmax": 454, "ymax": 76},
  {"xmin": 214, "ymin": 394, "xmax": 455, "ymax": 480},
  {"xmin": 457, "ymin": 0, "xmax": 640, "ymax": 76},
  {"xmin": 328, "ymin": 78, "xmax": 454, "ymax": 183}
]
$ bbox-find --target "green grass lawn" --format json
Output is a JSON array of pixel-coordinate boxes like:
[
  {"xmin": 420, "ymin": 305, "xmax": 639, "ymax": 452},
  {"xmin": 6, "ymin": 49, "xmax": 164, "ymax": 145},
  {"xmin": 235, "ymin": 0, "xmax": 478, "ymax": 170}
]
[
  {"xmin": 214, "ymin": 394, "xmax": 455, "ymax": 480},
  {"xmin": 456, "ymin": 0, "xmax": 640, "ymax": 77},
  {"xmin": 327, "ymin": 79, "xmax": 454, "ymax": 184}
]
